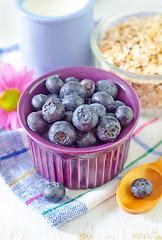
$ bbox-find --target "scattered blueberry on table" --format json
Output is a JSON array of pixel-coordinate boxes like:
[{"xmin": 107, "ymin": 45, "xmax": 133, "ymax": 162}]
[
  {"xmin": 43, "ymin": 182, "xmax": 66, "ymax": 202},
  {"xmin": 131, "ymin": 178, "xmax": 153, "ymax": 199},
  {"xmin": 27, "ymin": 75, "xmax": 134, "ymax": 147}
]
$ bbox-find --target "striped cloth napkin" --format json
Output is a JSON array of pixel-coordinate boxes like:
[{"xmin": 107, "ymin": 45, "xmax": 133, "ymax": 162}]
[{"xmin": 0, "ymin": 116, "xmax": 161, "ymax": 228}]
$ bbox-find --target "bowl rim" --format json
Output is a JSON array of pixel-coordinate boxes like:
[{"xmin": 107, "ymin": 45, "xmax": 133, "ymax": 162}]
[
  {"xmin": 91, "ymin": 9, "xmax": 162, "ymax": 81},
  {"xmin": 17, "ymin": 66, "xmax": 140, "ymax": 155}
]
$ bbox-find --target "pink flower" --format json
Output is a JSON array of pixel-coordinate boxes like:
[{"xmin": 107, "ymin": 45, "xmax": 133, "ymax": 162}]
[{"xmin": 0, "ymin": 62, "xmax": 35, "ymax": 130}]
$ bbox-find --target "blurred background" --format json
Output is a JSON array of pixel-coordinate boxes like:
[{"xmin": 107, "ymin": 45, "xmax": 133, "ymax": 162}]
[
  {"xmin": 0, "ymin": 0, "xmax": 162, "ymax": 66},
  {"xmin": 0, "ymin": 0, "xmax": 162, "ymax": 47}
]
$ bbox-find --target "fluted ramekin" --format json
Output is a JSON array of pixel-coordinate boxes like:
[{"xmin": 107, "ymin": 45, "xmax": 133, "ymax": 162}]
[{"xmin": 18, "ymin": 66, "xmax": 140, "ymax": 189}]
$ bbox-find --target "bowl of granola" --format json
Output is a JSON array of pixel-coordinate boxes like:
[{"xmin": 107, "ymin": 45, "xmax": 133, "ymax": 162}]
[{"xmin": 91, "ymin": 10, "xmax": 162, "ymax": 115}]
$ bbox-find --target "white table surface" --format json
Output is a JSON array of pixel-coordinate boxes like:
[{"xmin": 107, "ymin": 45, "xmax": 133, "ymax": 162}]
[{"xmin": 0, "ymin": 1, "xmax": 162, "ymax": 239}]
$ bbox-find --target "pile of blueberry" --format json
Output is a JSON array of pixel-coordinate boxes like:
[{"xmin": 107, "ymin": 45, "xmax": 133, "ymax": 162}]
[{"xmin": 27, "ymin": 75, "xmax": 134, "ymax": 147}]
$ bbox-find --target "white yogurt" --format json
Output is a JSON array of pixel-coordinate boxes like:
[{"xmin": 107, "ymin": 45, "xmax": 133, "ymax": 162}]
[{"xmin": 23, "ymin": 0, "xmax": 89, "ymax": 17}]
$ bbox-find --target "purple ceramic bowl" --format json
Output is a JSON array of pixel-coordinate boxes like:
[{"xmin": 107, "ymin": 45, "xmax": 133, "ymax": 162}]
[{"xmin": 18, "ymin": 66, "xmax": 140, "ymax": 189}]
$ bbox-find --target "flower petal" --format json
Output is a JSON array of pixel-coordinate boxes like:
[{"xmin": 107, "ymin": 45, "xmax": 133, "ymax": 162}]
[
  {"xmin": 0, "ymin": 62, "xmax": 35, "ymax": 97},
  {"xmin": 2, "ymin": 63, "xmax": 18, "ymax": 88},
  {"xmin": 16, "ymin": 65, "xmax": 35, "ymax": 92},
  {"xmin": 7, "ymin": 111, "xmax": 21, "ymax": 130},
  {"xmin": 0, "ymin": 64, "xmax": 9, "ymax": 92},
  {"xmin": 0, "ymin": 108, "xmax": 10, "ymax": 129},
  {"xmin": 0, "ymin": 62, "xmax": 18, "ymax": 92}
]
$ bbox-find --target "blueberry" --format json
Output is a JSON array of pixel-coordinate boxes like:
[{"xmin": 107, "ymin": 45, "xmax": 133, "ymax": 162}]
[
  {"xmin": 91, "ymin": 103, "xmax": 106, "ymax": 118},
  {"xmin": 49, "ymin": 121, "xmax": 77, "ymax": 146},
  {"xmin": 43, "ymin": 182, "xmax": 66, "ymax": 202},
  {"xmin": 64, "ymin": 76, "xmax": 79, "ymax": 83},
  {"xmin": 72, "ymin": 104, "xmax": 98, "ymax": 132},
  {"xmin": 31, "ymin": 94, "xmax": 48, "ymax": 110},
  {"xmin": 27, "ymin": 111, "xmax": 47, "ymax": 133},
  {"xmin": 45, "ymin": 75, "xmax": 64, "ymax": 94},
  {"xmin": 47, "ymin": 93, "xmax": 60, "ymax": 101},
  {"xmin": 107, "ymin": 100, "xmax": 125, "ymax": 114},
  {"xmin": 62, "ymin": 94, "xmax": 84, "ymax": 111},
  {"xmin": 105, "ymin": 112, "xmax": 115, "ymax": 117},
  {"xmin": 115, "ymin": 105, "xmax": 134, "ymax": 126},
  {"xmin": 85, "ymin": 97, "xmax": 92, "ymax": 104},
  {"xmin": 91, "ymin": 91, "xmax": 114, "ymax": 110},
  {"xmin": 96, "ymin": 80, "xmax": 118, "ymax": 99},
  {"xmin": 42, "ymin": 99, "xmax": 65, "ymax": 123},
  {"xmin": 42, "ymin": 125, "xmax": 52, "ymax": 140},
  {"xmin": 96, "ymin": 115, "xmax": 121, "ymax": 142},
  {"xmin": 131, "ymin": 178, "xmax": 153, "ymax": 199},
  {"xmin": 63, "ymin": 110, "xmax": 73, "ymax": 123},
  {"xmin": 60, "ymin": 81, "xmax": 87, "ymax": 99},
  {"xmin": 80, "ymin": 78, "xmax": 95, "ymax": 97},
  {"xmin": 76, "ymin": 131, "xmax": 97, "ymax": 148}
]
